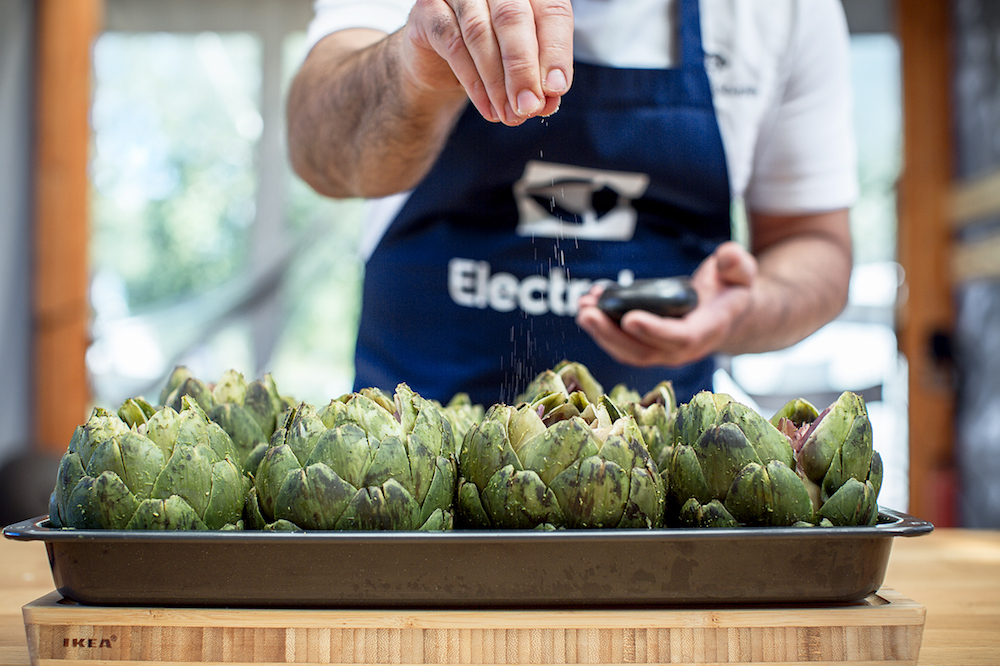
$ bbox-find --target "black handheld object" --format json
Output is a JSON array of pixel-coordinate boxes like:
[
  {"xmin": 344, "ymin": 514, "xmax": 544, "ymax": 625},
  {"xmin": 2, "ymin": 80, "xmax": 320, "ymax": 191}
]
[{"xmin": 597, "ymin": 277, "xmax": 698, "ymax": 324}]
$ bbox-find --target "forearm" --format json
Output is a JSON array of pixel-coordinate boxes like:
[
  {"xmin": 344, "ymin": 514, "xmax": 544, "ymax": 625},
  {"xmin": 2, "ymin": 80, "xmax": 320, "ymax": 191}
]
[
  {"xmin": 719, "ymin": 209, "xmax": 852, "ymax": 355},
  {"xmin": 286, "ymin": 29, "xmax": 469, "ymax": 199}
]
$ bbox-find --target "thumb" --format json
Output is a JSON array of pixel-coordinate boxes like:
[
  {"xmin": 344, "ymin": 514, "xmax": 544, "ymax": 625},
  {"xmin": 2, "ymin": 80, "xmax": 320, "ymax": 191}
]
[{"xmin": 714, "ymin": 242, "xmax": 757, "ymax": 286}]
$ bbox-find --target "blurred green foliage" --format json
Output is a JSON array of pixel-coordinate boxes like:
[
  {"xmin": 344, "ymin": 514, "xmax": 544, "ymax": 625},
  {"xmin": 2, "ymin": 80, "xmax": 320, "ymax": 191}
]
[{"xmin": 91, "ymin": 32, "xmax": 261, "ymax": 310}]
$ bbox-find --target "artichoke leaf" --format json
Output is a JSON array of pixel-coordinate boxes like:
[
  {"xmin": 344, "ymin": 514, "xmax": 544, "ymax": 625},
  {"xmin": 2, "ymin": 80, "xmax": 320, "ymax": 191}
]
[
  {"xmin": 212, "ymin": 369, "xmax": 248, "ymax": 406},
  {"xmin": 768, "ymin": 397, "xmax": 819, "ymax": 428},
  {"xmin": 345, "ymin": 393, "xmax": 401, "ymax": 442},
  {"xmin": 243, "ymin": 379, "xmax": 280, "ymax": 436},
  {"xmin": 723, "ymin": 462, "xmax": 771, "ymax": 526},
  {"xmin": 141, "ymin": 407, "xmax": 181, "ymax": 459},
  {"xmin": 818, "ymin": 477, "xmax": 877, "ymax": 526},
  {"xmin": 283, "ymin": 405, "xmax": 330, "ymax": 466},
  {"xmin": 126, "ymin": 496, "xmax": 207, "ymax": 530},
  {"xmin": 159, "ymin": 366, "xmax": 195, "ymax": 405},
  {"xmin": 517, "ymin": 417, "xmax": 600, "ymax": 486},
  {"xmin": 393, "ymin": 383, "xmax": 422, "ymax": 436},
  {"xmin": 549, "ymin": 456, "xmax": 628, "ymax": 528},
  {"xmin": 209, "ymin": 403, "xmax": 268, "ymax": 466},
  {"xmin": 254, "ymin": 443, "xmax": 303, "ymax": 520},
  {"xmin": 762, "ymin": 460, "xmax": 815, "ymax": 526},
  {"xmin": 92, "ymin": 470, "xmax": 140, "ymax": 529},
  {"xmin": 667, "ymin": 444, "xmax": 712, "ymax": 507},
  {"xmin": 151, "ymin": 444, "xmax": 214, "ymax": 518},
  {"xmin": 869, "ymin": 451, "xmax": 884, "ymax": 498},
  {"xmin": 798, "ymin": 392, "xmax": 863, "ymax": 484},
  {"xmin": 363, "ymin": 434, "xmax": 413, "ymax": 490},
  {"xmin": 679, "ymin": 498, "xmax": 738, "ymax": 528},
  {"xmin": 456, "ymin": 479, "xmax": 492, "ymax": 527},
  {"xmin": 482, "ymin": 466, "xmax": 560, "ymax": 529},
  {"xmin": 334, "ymin": 478, "xmax": 421, "ymax": 530},
  {"xmin": 117, "ymin": 397, "xmax": 156, "ymax": 428},
  {"xmin": 618, "ymin": 465, "xmax": 665, "ymax": 528},
  {"xmin": 460, "ymin": 415, "xmax": 522, "ymax": 491},
  {"xmin": 416, "ymin": 455, "xmax": 457, "ymax": 525},
  {"xmin": 63, "ymin": 477, "xmax": 103, "ymax": 529},
  {"xmin": 203, "ymin": 460, "xmax": 248, "ymax": 529},
  {"xmin": 418, "ymin": 507, "xmax": 454, "ymax": 531},
  {"xmin": 274, "ymin": 464, "xmax": 356, "ymax": 530},
  {"xmin": 722, "ymin": 402, "xmax": 796, "ymax": 469},
  {"xmin": 116, "ymin": 430, "xmax": 164, "ymax": 498},
  {"xmin": 307, "ymin": 423, "xmax": 374, "ymax": 489},
  {"xmin": 694, "ymin": 423, "xmax": 761, "ymax": 501}
]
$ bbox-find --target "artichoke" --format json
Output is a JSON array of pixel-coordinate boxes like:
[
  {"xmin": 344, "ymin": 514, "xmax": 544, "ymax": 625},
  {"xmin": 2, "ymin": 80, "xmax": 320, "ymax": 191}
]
[
  {"xmin": 773, "ymin": 391, "xmax": 883, "ymax": 526},
  {"xmin": 457, "ymin": 391, "xmax": 665, "ymax": 530},
  {"xmin": 251, "ymin": 384, "xmax": 456, "ymax": 531},
  {"xmin": 48, "ymin": 397, "xmax": 250, "ymax": 530},
  {"xmin": 612, "ymin": 381, "xmax": 677, "ymax": 472},
  {"xmin": 159, "ymin": 366, "xmax": 294, "ymax": 473},
  {"xmin": 516, "ymin": 360, "xmax": 604, "ymax": 405},
  {"xmin": 437, "ymin": 393, "xmax": 485, "ymax": 454},
  {"xmin": 664, "ymin": 391, "xmax": 812, "ymax": 527}
]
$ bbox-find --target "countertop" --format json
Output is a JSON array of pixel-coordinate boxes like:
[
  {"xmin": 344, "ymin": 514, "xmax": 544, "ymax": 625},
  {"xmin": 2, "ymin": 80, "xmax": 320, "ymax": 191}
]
[{"xmin": 1, "ymin": 527, "xmax": 997, "ymax": 665}]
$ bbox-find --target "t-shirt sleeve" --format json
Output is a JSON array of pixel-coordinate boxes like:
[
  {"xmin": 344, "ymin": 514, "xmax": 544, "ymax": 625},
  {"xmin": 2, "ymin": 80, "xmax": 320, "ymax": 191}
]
[
  {"xmin": 305, "ymin": 0, "xmax": 414, "ymax": 52},
  {"xmin": 744, "ymin": 0, "xmax": 858, "ymax": 214}
]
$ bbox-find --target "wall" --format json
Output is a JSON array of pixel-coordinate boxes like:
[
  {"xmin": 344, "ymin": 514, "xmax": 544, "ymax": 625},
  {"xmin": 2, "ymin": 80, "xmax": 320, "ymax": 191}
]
[
  {"xmin": 953, "ymin": 0, "xmax": 1000, "ymax": 527},
  {"xmin": 0, "ymin": 0, "xmax": 35, "ymax": 468}
]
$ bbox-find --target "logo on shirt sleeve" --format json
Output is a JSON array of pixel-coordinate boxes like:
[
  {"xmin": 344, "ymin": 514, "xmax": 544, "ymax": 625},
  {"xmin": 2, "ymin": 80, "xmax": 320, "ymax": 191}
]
[{"xmin": 513, "ymin": 160, "xmax": 650, "ymax": 241}]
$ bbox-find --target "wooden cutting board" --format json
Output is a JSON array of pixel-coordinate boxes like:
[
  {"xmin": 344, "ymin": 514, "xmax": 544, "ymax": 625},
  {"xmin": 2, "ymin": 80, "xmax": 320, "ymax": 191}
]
[{"xmin": 22, "ymin": 589, "xmax": 925, "ymax": 665}]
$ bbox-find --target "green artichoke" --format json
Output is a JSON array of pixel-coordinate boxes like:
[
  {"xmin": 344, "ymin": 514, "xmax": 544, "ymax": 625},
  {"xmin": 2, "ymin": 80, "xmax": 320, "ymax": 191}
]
[
  {"xmin": 457, "ymin": 391, "xmax": 665, "ymax": 530},
  {"xmin": 251, "ymin": 384, "xmax": 456, "ymax": 531},
  {"xmin": 437, "ymin": 393, "xmax": 485, "ymax": 454},
  {"xmin": 664, "ymin": 392, "xmax": 811, "ymax": 527},
  {"xmin": 48, "ymin": 397, "xmax": 250, "ymax": 530},
  {"xmin": 612, "ymin": 381, "xmax": 677, "ymax": 473},
  {"xmin": 516, "ymin": 360, "xmax": 604, "ymax": 405},
  {"xmin": 773, "ymin": 391, "xmax": 883, "ymax": 526},
  {"xmin": 159, "ymin": 366, "xmax": 294, "ymax": 473}
]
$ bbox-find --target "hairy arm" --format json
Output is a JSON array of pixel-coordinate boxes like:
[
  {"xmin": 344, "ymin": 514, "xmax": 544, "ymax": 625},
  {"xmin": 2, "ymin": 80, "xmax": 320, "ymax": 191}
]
[
  {"xmin": 287, "ymin": 29, "xmax": 469, "ymax": 199},
  {"xmin": 719, "ymin": 208, "xmax": 852, "ymax": 354},
  {"xmin": 576, "ymin": 208, "xmax": 853, "ymax": 366}
]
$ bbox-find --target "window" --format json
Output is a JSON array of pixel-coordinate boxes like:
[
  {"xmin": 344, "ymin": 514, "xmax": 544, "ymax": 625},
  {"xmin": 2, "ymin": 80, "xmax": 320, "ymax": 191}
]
[{"xmin": 88, "ymin": 0, "xmax": 364, "ymax": 407}]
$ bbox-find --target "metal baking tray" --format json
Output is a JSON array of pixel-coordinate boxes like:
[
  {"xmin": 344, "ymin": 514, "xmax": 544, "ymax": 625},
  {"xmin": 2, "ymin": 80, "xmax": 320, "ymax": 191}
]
[{"xmin": 4, "ymin": 508, "xmax": 932, "ymax": 608}]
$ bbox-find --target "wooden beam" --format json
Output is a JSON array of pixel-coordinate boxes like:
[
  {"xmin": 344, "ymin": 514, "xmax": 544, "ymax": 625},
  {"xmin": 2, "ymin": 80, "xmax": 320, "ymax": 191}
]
[
  {"xmin": 952, "ymin": 232, "xmax": 1000, "ymax": 283},
  {"xmin": 951, "ymin": 168, "xmax": 1000, "ymax": 228},
  {"xmin": 32, "ymin": 0, "xmax": 103, "ymax": 453},
  {"xmin": 896, "ymin": 3, "xmax": 957, "ymax": 526}
]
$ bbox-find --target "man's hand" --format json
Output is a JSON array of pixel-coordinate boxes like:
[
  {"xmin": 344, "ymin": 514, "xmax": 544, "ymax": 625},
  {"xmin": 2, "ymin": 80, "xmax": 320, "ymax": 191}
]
[
  {"xmin": 576, "ymin": 242, "xmax": 758, "ymax": 367},
  {"xmin": 575, "ymin": 209, "xmax": 853, "ymax": 367},
  {"xmin": 287, "ymin": 0, "xmax": 575, "ymax": 199},
  {"xmin": 403, "ymin": 0, "xmax": 574, "ymax": 125}
]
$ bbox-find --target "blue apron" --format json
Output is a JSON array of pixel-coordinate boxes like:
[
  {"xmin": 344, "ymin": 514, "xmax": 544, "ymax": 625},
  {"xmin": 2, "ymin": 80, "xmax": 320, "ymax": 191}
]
[{"xmin": 354, "ymin": 0, "xmax": 731, "ymax": 406}]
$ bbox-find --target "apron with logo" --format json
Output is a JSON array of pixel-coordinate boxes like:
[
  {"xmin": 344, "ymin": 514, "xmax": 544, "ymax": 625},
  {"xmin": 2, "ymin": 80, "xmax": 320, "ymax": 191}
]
[{"xmin": 354, "ymin": 0, "xmax": 732, "ymax": 406}]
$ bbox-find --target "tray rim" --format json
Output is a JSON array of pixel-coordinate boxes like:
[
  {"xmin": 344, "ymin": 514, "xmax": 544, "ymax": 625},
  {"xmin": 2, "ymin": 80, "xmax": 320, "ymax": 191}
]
[{"xmin": 3, "ymin": 507, "xmax": 933, "ymax": 545}]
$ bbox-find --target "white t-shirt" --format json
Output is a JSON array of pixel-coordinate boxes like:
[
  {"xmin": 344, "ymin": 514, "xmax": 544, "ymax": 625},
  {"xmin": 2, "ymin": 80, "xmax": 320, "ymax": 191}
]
[{"xmin": 305, "ymin": 0, "xmax": 858, "ymax": 258}]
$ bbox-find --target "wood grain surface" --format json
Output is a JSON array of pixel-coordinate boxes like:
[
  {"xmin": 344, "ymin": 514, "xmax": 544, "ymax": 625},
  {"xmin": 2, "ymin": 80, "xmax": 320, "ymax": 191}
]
[{"xmin": 22, "ymin": 589, "xmax": 925, "ymax": 665}]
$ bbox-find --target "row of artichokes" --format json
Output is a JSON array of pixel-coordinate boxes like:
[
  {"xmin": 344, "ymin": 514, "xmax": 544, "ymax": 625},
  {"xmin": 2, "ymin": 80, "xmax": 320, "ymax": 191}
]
[{"xmin": 49, "ymin": 362, "xmax": 883, "ymax": 531}]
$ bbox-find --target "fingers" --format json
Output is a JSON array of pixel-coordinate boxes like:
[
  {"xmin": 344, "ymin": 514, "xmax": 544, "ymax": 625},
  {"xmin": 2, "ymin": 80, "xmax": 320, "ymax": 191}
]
[
  {"xmin": 575, "ymin": 252, "xmax": 757, "ymax": 368},
  {"xmin": 577, "ymin": 305, "xmax": 664, "ymax": 367},
  {"xmin": 534, "ymin": 0, "xmax": 574, "ymax": 101},
  {"xmin": 578, "ymin": 304, "xmax": 716, "ymax": 368},
  {"xmin": 409, "ymin": 0, "xmax": 573, "ymax": 125}
]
